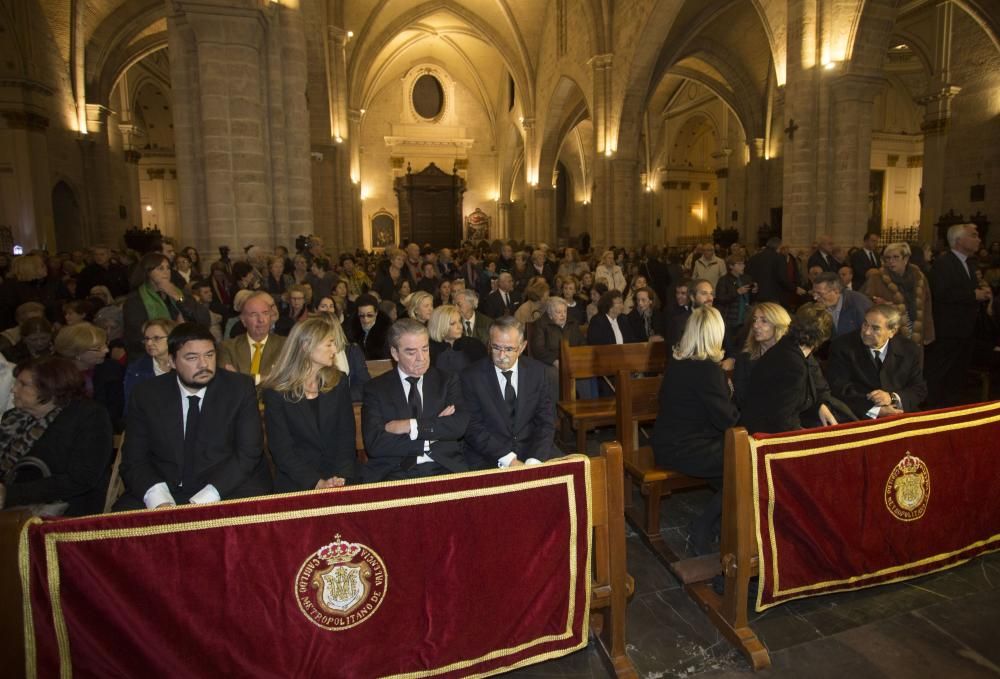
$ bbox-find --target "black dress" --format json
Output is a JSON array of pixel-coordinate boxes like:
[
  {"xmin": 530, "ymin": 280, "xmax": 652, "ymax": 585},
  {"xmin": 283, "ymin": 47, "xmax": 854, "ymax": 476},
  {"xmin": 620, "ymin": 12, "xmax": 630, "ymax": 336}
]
[{"xmin": 651, "ymin": 358, "xmax": 739, "ymax": 480}]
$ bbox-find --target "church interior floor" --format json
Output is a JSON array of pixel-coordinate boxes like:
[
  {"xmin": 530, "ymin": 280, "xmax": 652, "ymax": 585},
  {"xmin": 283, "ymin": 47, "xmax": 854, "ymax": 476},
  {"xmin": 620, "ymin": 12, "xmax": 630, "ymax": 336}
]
[{"xmin": 503, "ymin": 427, "xmax": 1000, "ymax": 678}]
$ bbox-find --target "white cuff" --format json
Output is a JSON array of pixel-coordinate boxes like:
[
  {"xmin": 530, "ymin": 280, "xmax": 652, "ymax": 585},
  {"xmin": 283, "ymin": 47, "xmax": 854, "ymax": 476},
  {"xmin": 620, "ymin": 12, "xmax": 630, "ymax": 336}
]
[
  {"xmin": 143, "ymin": 482, "xmax": 175, "ymax": 510},
  {"xmin": 498, "ymin": 452, "xmax": 517, "ymax": 468},
  {"xmin": 525, "ymin": 458, "xmax": 542, "ymax": 466},
  {"xmin": 865, "ymin": 405, "xmax": 880, "ymax": 419},
  {"xmin": 408, "ymin": 418, "xmax": 418, "ymax": 440},
  {"xmin": 189, "ymin": 484, "xmax": 221, "ymax": 504}
]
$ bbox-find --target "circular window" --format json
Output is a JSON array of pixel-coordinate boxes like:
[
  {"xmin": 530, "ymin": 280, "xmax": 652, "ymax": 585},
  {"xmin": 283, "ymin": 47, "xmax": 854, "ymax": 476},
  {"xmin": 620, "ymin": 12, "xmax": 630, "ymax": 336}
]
[{"xmin": 412, "ymin": 74, "xmax": 444, "ymax": 120}]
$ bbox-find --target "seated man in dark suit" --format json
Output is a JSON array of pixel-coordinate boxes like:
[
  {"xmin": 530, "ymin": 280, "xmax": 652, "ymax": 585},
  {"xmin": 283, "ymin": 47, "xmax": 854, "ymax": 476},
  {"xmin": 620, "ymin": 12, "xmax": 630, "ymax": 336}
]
[
  {"xmin": 361, "ymin": 318, "xmax": 469, "ymax": 482},
  {"xmin": 480, "ymin": 272, "xmax": 521, "ymax": 319},
  {"xmin": 463, "ymin": 316, "xmax": 560, "ymax": 469},
  {"xmin": 828, "ymin": 304, "xmax": 927, "ymax": 419},
  {"xmin": 344, "ymin": 293, "xmax": 390, "ymax": 360},
  {"xmin": 665, "ymin": 281, "xmax": 692, "ymax": 346},
  {"xmin": 117, "ymin": 323, "xmax": 271, "ymax": 509},
  {"xmin": 455, "ymin": 288, "xmax": 492, "ymax": 345}
]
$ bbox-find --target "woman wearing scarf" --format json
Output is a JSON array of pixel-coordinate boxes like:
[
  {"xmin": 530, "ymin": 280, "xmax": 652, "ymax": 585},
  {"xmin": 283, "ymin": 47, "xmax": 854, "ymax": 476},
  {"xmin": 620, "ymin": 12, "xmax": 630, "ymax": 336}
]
[
  {"xmin": 0, "ymin": 356, "xmax": 113, "ymax": 516},
  {"xmin": 861, "ymin": 241, "xmax": 935, "ymax": 348},
  {"xmin": 123, "ymin": 252, "xmax": 211, "ymax": 359}
]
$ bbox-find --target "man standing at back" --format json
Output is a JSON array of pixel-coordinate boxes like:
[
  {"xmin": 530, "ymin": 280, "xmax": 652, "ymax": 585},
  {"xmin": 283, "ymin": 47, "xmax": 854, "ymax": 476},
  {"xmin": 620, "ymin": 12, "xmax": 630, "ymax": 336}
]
[
  {"xmin": 219, "ymin": 291, "xmax": 286, "ymax": 384},
  {"xmin": 117, "ymin": 323, "xmax": 271, "ymax": 509},
  {"xmin": 361, "ymin": 318, "xmax": 469, "ymax": 481},
  {"xmin": 747, "ymin": 237, "xmax": 799, "ymax": 303},
  {"xmin": 463, "ymin": 317, "xmax": 560, "ymax": 469},
  {"xmin": 927, "ymin": 223, "xmax": 992, "ymax": 406}
]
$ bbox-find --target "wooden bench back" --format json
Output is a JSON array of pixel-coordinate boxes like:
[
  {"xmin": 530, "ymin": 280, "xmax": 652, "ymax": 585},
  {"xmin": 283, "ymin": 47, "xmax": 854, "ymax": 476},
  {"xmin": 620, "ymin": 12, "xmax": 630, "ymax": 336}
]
[
  {"xmin": 615, "ymin": 370, "xmax": 663, "ymax": 466},
  {"xmin": 353, "ymin": 402, "xmax": 368, "ymax": 464},
  {"xmin": 719, "ymin": 427, "xmax": 760, "ymax": 628},
  {"xmin": 366, "ymin": 359, "xmax": 394, "ymax": 378},
  {"xmin": 559, "ymin": 340, "xmax": 668, "ymax": 401}
]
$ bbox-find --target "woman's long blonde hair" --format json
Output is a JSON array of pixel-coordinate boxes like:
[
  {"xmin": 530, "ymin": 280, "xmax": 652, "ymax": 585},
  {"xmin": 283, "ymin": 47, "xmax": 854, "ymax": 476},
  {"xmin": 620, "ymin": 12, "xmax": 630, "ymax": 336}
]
[
  {"xmin": 742, "ymin": 302, "xmax": 791, "ymax": 358},
  {"xmin": 673, "ymin": 306, "xmax": 725, "ymax": 363},
  {"xmin": 260, "ymin": 316, "xmax": 344, "ymax": 401}
]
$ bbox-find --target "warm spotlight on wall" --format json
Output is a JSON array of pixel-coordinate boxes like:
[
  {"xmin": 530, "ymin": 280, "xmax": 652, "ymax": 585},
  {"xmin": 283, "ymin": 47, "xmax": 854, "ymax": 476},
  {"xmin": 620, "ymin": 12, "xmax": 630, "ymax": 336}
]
[
  {"xmin": 334, "ymin": 136, "xmax": 343, "ymax": 143},
  {"xmin": 360, "ymin": 186, "xmax": 370, "ymax": 201},
  {"xmin": 604, "ymin": 149, "xmax": 613, "ymax": 157},
  {"xmin": 145, "ymin": 205, "xmax": 153, "ymax": 212},
  {"xmin": 347, "ymin": 31, "xmax": 354, "ymax": 38}
]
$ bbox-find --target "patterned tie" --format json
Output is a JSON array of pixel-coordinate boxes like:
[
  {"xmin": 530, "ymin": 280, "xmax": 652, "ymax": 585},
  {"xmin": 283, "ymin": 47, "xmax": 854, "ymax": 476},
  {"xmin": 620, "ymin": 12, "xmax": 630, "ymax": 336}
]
[
  {"xmin": 406, "ymin": 376, "xmax": 422, "ymax": 418},
  {"xmin": 502, "ymin": 370, "xmax": 516, "ymax": 419},
  {"xmin": 250, "ymin": 342, "xmax": 263, "ymax": 376}
]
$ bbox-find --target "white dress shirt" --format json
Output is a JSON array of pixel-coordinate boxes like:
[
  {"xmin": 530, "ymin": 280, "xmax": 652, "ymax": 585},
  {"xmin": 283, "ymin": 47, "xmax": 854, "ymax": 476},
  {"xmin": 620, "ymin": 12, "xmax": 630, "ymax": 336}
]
[
  {"xmin": 493, "ymin": 360, "xmax": 541, "ymax": 467},
  {"xmin": 608, "ymin": 315, "xmax": 624, "ymax": 344},
  {"xmin": 398, "ymin": 367, "xmax": 433, "ymax": 463},
  {"xmin": 864, "ymin": 341, "xmax": 901, "ymax": 418},
  {"xmin": 142, "ymin": 379, "xmax": 219, "ymax": 509}
]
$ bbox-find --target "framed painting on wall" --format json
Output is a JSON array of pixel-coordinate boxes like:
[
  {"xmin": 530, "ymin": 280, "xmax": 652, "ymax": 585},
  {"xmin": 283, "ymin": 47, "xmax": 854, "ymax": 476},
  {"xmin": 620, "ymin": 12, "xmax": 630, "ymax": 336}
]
[{"xmin": 370, "ymin": 209, "xmax": 397, "ymax": 249}]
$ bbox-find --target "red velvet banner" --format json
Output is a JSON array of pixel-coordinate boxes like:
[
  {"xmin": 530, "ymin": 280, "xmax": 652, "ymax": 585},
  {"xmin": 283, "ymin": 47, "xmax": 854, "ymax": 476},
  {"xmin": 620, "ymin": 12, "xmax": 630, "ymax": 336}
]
[
  {"xmin": 20, "ymin": 457, "xmax": 591, "ymax": 678},
  {"xmin": 750, "ymin": 402, "xmax": 1000, "ymax": 611}
]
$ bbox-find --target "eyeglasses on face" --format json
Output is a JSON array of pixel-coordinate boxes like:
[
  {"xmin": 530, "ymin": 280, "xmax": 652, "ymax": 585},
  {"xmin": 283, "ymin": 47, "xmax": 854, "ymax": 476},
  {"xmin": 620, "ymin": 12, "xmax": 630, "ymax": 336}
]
[
  {"xmin": 357, "ymin": 312, "xmax": 376, "ymax": 318},
  {"xmin": 490, "ymin": 344, "xmax": 519, "ymax": 354},
  {"xmin": 143, "ymin": 335, "xmax": 168, "ymax": 343}
]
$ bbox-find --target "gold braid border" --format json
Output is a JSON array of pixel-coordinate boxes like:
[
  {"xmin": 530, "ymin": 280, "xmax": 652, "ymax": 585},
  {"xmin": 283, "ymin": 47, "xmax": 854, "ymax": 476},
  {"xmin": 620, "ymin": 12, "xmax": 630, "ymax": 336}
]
[
  {"xmin": 752, "ymin": 406, "xmax": 1000, "ymax": 612},
  {"xmin": 23, "ymin": 456, "xmax": 592, "ymax": 679}
]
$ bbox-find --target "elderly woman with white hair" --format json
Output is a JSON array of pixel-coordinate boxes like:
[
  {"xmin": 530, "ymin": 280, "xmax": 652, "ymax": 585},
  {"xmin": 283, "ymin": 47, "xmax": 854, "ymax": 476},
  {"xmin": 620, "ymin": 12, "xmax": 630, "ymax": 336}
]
[
  {"xmin": 860, "ymin": 241, "xmax": 935, "ymax": 347},
  {"xmin": 530, "ymin": 296, "xmax": 585, "ymax": 367},
  {"xmin": 651, "ymin": 305, "xmax": 739, "ymax": 553}
]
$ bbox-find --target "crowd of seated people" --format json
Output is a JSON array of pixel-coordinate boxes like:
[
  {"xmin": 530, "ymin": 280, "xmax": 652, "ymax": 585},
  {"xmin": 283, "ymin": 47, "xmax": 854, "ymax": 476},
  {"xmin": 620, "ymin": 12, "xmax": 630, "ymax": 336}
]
[{"xmin": 0, "ymin": 224, "xmax": 994, "ymax": 528}]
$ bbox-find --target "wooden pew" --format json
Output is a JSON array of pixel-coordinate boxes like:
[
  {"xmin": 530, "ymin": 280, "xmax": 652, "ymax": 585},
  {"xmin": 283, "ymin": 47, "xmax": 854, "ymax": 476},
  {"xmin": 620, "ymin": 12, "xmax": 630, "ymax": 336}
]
[
  {"xmin": 353, "ymin": 402, "xmax": 367, "ymax": 464},
  {"xmin": 0, "ymin": 446, "xmax": 637, "ymax": 679},
  {"xmin": 558, "ymin": 340, "xmax": 668, "ymax": 453},
  {"xmin": 591, "ymin": 442, "xmax": 639, "ymax": 678},
  {"xmin": 682, "ymin": 427, "xmax": 770, "ymax": 670},
  {"xmin": 365, "ymin": 359, "xmax": 394, "ymax": 378},
  {"xmin": 615, "ymin": 370, "xmax": 706, "ymax": 566}
]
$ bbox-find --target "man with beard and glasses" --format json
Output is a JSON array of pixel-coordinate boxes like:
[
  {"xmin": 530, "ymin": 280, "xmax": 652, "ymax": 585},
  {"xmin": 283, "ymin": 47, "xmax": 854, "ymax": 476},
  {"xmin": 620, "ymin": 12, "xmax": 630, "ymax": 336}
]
[{"xmin": 116, "ymin": 323, "xmax": 271, "ymax": 510}]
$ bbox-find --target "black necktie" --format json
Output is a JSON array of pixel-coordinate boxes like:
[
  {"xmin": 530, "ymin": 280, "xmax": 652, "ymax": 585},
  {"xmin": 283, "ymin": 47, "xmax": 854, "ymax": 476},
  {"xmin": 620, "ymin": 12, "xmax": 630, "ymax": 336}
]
[
  {"xmin": 182, "ymin": 395, "xmax": 201, "ymax": 486},
  {"xmin": 869, "ymin": 251, "xmax": 877, "ymax": 267},
  {"xmin": 465, "ymin": 320, "xmax": 472, "ymax": 337},
  {"xmin": 872, "ymin": 350, "xmax": 883, "ymax": 373},
  {"xmin": 406, "ymin": 376, "xmax": 422, "ymax": 418},
  {"xmin": 502, "ymin": 292, "xmax": 509, "ymax": 311},
  {"xmin": 502, "ymin": 370, "xmax": 516, "ymax": 419}
]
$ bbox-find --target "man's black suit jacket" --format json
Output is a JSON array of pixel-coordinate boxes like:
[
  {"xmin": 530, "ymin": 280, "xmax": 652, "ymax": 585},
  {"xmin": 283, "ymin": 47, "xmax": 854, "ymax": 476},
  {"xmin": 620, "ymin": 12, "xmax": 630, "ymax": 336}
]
[
  {"xmin": 361, "ymin": 367, "xmax": 469, "ymax": 482},
  {"xmin": 930, "ymin": 250, "xmax": 980, "ymax": 340},
  {"xmin": 345, "ymin": 312, "xmax": 391, "ymax": 360},
  {"xmin": 828, "ymin": 332, "xmax": 927, "ymax": 418},
  {"xmin": 461, "ymin": 356, "xmax": 559, "ymax": 469},
  {"xmin": 119, "ymin": 369, "xmax": 271, "ymax": 508},
  {"xmin": 807, "ymin": 250, "xmax": 839, "ymax": 273},
  {"xmin": 849, "ymin": 249, "xmax": 880, "ymax": 290},
  {"xmin": 745, "ymin": 246, "xmax": 795, "ymax": 303},
  {"xmin": 586, "ymin": 313, "xmax": 638, "ymax": 345},
  {"xmin": 263, "ymin": 380, "xmax": 357, "ymax": 493},
  {"xmin": 481, "ymin": 289, "xmax": 521, "ymax": 319}
]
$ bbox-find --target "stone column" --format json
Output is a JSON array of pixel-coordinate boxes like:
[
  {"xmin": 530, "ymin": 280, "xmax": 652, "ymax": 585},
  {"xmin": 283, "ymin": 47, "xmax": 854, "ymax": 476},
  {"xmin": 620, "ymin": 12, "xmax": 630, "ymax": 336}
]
[
  {"xmin": 745, "ymin": 138, "xmax": 768, "ymax": 242},
  {"xmin": 531, "ymin": 187, "xmax": 555, "ymax": 245},
  {"xmin": 1, "ymin": 110, "xmax": 54, "ymax": 250},
  {"xmin": 828, "ymin": 74, "xmax": 882, "ymax": 245},
  {"xmin": 167, "ymin": 0, "xmax": 310, "ymax": 254},
  {"xmin": 610, "ymin": 157, "xmax": 639, "ymax": 246},
  {"xmin": 712, "ymin": 148, "xmax": 731, "ymax": 230},
  {"xmin": 496, "ymin": 201, "xmax": 510, "ymax": 241},
  {"xmin": 83, "ymin": 103, "xmax": 117, "ymax": 246},
  {"xmin": 589, "ymin": 54, "xmax": 614, "ymax": 248}
]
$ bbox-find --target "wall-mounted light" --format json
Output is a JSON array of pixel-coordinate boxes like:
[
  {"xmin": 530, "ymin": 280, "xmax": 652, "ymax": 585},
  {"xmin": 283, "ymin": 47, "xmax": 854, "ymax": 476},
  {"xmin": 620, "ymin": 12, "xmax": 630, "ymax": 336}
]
[
  {"xmin": 360, "ymin": 186, "xmax": 370, "ymax": 201},
  {"xmin": 145, "ymin": 205, "xmax": 153, "ymax": 212},
  {"xmin": 347, "ymin": 31, "xmax": 354, "ymax": 38},
  {"xmin": 334, "ymin": 136, "xmax": 343, "ymax": 143},
  {"xmin": 582, "ymin": 200, "xmax": 590, "ymax": 205},
  {"xmin": 604, "ymin": 149, "xmax": 613, "ymax": 157},
  {"xmin": 359, "ymin": 109, "xmax": 366, "ymax": 115}
]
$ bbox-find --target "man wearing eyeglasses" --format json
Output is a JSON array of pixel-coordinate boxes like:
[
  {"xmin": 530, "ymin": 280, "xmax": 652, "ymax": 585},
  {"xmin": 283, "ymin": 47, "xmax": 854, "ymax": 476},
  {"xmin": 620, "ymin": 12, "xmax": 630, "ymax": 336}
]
[
  {"xmin": 345, "ymin": 294, "xmax": 390, "ymax": 360},
  {"xmin": 462, "ymin": 316, "xmax": 560, "ymax": 470}
]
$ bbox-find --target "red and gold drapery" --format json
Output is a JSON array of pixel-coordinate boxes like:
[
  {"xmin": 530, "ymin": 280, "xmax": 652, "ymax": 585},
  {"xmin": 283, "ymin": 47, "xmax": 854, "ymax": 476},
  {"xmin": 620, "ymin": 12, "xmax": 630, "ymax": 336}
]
[
  {"xmin": 751, "ymin": 402, "xmax": 1000, "ymax": 611},
  {"xmin": 21, "ymin": 457, "xmax": 592, "ymax": 678}
]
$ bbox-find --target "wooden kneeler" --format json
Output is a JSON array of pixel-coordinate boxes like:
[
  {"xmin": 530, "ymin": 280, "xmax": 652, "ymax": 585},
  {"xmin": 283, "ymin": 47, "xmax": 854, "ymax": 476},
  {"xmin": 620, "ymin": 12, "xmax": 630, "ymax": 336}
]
[
  {"xmin": 681, "ymin": 427, "xmax": 770, "ymax": 670},
  {"xmin": 615, "ymin": 370, "xmax": 706, "ymax": 567}
]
